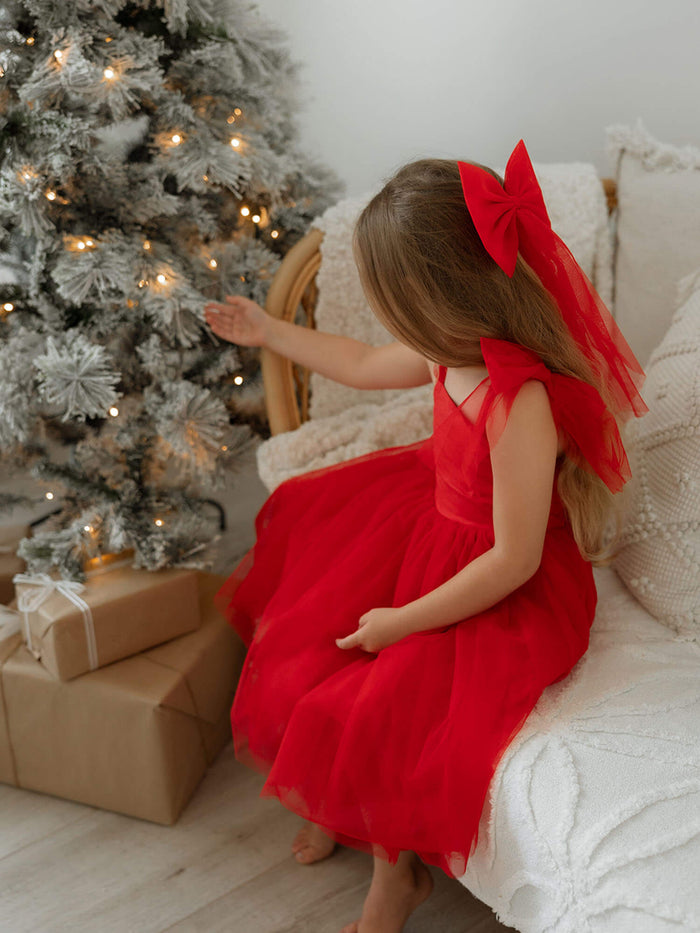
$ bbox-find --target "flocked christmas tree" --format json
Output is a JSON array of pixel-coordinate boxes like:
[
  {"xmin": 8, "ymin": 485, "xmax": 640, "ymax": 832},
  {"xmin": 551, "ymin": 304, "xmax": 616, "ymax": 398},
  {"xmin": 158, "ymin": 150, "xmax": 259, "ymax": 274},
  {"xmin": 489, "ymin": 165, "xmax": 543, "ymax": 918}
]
[{"xmin": 0, "ymin": 0, "xmax": 341, "ymax": 580}]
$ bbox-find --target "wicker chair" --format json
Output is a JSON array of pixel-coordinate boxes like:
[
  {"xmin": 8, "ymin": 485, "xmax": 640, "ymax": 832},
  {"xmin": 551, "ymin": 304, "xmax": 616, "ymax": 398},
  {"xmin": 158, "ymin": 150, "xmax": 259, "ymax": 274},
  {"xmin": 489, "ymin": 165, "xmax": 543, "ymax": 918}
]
[{"xmin": 260, "ymin": 179, "xmax": 618, "ymax": 436}]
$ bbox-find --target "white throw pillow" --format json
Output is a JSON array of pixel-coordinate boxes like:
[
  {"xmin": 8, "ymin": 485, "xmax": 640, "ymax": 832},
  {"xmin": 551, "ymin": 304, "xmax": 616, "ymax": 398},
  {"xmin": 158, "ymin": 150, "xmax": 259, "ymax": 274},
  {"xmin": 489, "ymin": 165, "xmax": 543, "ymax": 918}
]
[
  {"xmin": 606, "ymin": 119, "xmax": 700, "ymax": 367},
  {"xmin": 613, "ymin": 267, "xmax": 700, "ymax": 639}
]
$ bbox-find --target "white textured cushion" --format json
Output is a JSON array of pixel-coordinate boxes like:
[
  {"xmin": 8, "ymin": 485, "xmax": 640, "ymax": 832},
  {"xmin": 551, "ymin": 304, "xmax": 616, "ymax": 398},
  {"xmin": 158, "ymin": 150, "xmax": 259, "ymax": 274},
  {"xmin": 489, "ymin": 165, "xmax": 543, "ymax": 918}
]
[
  {"xmin": 606, "ymin": 120, "xmax": 700, "ymax": 367},
  {"xmin": 256, "ymin": 384, "xmax": 432, "ymax": 492},
  {"xmin": 612, "ymin": 268, "xmax": 700, "ymax": 639},
  {"xmin": 460, "ymin": 565, "xmax": 700, "ymax": 933}
]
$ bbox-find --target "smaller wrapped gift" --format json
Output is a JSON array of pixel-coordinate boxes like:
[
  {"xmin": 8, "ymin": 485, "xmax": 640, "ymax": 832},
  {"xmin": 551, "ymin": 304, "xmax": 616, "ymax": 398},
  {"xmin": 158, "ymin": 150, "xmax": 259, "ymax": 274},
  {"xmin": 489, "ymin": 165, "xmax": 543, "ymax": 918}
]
[
  {"xmin": 0, "ymin": 572, "xmax": 244, "ymax": 823},
  {"xmin": 12, "ymin": 563, "xmax": 201, "ymax": 681},
  {"xmin": 0, "ymin": 523, "xmax": 30, "ymax": 604}
]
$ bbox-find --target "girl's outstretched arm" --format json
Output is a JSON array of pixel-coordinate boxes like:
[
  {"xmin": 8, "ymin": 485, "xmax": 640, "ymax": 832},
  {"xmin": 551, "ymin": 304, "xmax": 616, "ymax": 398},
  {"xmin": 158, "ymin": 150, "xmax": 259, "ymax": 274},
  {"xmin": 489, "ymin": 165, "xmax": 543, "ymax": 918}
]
[
  {"xmin": 204, "ymin": 295, "xmax": 430, "ymax": 389},
  {"xmin": 336, "ymin": 380, "xmax": 559, "ymax": 652}
]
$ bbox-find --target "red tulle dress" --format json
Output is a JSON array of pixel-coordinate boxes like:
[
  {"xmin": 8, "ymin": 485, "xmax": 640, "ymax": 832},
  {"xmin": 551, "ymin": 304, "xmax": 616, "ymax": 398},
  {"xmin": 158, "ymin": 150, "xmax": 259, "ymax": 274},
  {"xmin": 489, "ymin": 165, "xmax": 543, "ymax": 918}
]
[{"xmin": 213, "ymin": 336, "xmax": 599, "ymax": 878}]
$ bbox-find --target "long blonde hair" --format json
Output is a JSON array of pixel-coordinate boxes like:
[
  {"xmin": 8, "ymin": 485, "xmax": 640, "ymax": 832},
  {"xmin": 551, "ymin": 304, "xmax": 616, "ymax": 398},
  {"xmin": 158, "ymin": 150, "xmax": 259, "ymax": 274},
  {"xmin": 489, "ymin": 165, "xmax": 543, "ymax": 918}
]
[{"xmin": 352, "ymin": 158, "xmax": 624, "ymax": 564}]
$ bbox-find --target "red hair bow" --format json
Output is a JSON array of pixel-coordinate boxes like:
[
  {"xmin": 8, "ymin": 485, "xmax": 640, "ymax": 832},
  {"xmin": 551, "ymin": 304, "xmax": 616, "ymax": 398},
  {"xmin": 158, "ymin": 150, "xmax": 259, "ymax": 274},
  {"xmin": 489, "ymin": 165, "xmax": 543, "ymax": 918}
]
[
  {"xmin": 458, "ymin": 140, "xmax": 549, "ymax": 278},
  {"xmin": 457, "ymin": 139, "xmax": 649, "ymax": 426}
]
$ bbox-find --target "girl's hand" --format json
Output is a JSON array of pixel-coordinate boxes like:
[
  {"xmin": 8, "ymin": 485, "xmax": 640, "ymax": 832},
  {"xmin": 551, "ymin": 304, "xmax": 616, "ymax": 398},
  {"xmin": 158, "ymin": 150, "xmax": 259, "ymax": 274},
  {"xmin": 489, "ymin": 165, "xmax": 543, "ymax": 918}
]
[
  {"xmin": 203, "ymin": 295, "xmax": 271, "ymax": 347},
  {"xmin": 335, "ymin": 607, "xmax": 407, "ymax": 653}
]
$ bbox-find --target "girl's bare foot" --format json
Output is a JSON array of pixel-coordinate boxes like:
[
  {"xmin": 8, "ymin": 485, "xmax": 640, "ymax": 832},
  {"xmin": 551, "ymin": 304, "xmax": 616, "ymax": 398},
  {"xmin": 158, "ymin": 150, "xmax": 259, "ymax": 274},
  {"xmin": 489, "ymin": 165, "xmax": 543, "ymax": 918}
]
[
  {"xmin": 291, "ymin": 819, "xmax": 337, "ymax": 864},
  {"xmin": 340, "ymin": 850, "xmax": 434, "ymax": 932}
]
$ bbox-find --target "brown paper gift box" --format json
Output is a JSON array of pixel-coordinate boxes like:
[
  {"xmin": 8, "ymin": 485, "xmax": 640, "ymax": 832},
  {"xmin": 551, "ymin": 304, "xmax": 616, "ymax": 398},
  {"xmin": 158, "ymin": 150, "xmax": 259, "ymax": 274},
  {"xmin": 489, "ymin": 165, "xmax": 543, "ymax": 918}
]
[
  {"xmin": 13, "ymin": 563, "xmax": 202, "ymax": 681},
  {"xmin": 0, "ymin": 523, "xmax": 30, "ymax": 605},
  {"xmin": 0, "ymin": 572, "xmax": 245, "ymax": 824}
]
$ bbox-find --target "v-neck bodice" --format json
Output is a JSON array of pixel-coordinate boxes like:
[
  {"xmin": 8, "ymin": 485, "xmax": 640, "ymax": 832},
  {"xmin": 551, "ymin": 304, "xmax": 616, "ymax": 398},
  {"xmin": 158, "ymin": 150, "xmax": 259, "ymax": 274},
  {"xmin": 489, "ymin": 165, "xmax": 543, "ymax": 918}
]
[{"xmin": 430, "ymin": 353, "xmax": 568, "ymax": 533}]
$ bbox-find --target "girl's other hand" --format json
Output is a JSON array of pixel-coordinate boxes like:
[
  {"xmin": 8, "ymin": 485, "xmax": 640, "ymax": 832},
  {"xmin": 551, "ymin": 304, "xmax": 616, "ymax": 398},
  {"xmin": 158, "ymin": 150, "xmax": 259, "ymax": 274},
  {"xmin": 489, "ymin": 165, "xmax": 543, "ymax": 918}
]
[
  {"xmin": 335, "ymin": 607, "xmax": 407, "ymax": 653},
  {"xmin": 203, "ymin": 295, "xmax": 271, "ymax": 347}
]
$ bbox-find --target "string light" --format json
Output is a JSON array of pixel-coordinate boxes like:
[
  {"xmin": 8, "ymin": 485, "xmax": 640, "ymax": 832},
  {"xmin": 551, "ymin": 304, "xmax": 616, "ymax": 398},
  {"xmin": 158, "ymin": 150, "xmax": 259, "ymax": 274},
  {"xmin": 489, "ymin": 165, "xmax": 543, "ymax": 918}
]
[
  {"xmin": 105, "ymin": 36, "xmax": 113, "ymax": 43},
  {"xmin": 77, "ymin": 240, "xmax": 86, "ymax": 250},
  {"xmin": 143, "ymin": 240, "xmax": 151, "ymax": 250},
  {"xmin": 240, "ymin": 206, "xmax": 250, "ymax": 217},
  {"xmin": 53, "ymin": 49, "xmax": 64, "ymax": 62},
  {"xmin": 156, "ymin": 273, "xmax": 167, "ymax": 285},
  {"xmin": 85, "ymin": 238, "xmax": 94, "ymax": 247},
  {"xmin": 138, "ymin": 279, "xmax": 147, "ymax": 288},
  {"xmin": 109, "ymin": 406, "xmax": 119, "ymax": 417},
  {"xmin": 0, "ymin": 66, "xmax": 4, "ymax": 78},
  {"xmin": 83, "ymin": 524, "xmax": 93, "ymax": 533},
  {"xmin": 45, "ymin": 491, "xmax": 54, "ymax": 500},
  {"xmin": 208, "ymin": 258, "xmax": 217, "ymax": 269},
  {"xmin": 234, "ymin": 108, "xmax": 242, "ymax": 116},
  {"xmin": 3, "ymin": 302, "xmax": 14, "ymax": 312},
  {"xmin": 202, "ymin": 174, "xmax": 209, "ymax": 181},
  {"xmin": 45, "ymin": 190, "xmax": 56, "ymax": 201},
  {"xmin": 26, "ymin": 37, "xmax": 35, "ymax": 46},
  {"xmin": 230, "ymin": 137, "xmax": 241, "ymax": 148},
  {"xmin": 270, "ymin": 230, "xmax": 279, "ymax": 239},
  {"xmin": 251, "ymin": 214, "xmax": 261, "ymax": 224},
  {"xmin": 154, "ymin": 518, "xmax": 164, "ymax": 527},
  {"xmin": 221, "ymin": 444, "xmax": 228, "ymax": 451},
  {"xmin": 171, "ymin": 133, "xmax": 183, "ymax": 145},
  {"xmin": 227, "ymin": 115, "xmax": 236, "ymax": 124},
  {"xmin": 103, "ymin": 67, "xmax": 116, "ymax": 80},
  {"xmin": 233, "ymin": 375, "xmax": 244, "ymax": 385}
]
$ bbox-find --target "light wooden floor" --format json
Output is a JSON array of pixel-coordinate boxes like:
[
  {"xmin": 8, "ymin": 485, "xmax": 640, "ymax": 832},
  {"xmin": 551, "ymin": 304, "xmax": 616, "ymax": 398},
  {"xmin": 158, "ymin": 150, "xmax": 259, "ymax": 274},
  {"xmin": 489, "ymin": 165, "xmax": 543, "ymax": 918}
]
[{"xmin": 0, "ymin": 744, "xmax": 514, "ymax": 933}]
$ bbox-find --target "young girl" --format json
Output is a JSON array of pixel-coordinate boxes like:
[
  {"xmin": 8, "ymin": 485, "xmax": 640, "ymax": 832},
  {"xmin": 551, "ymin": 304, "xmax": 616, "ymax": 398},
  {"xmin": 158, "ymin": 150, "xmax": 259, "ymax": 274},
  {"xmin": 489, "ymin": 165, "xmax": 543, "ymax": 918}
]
[{"xmin": 204, "ymin": 140, "xmax": 647, "ymax": 933}]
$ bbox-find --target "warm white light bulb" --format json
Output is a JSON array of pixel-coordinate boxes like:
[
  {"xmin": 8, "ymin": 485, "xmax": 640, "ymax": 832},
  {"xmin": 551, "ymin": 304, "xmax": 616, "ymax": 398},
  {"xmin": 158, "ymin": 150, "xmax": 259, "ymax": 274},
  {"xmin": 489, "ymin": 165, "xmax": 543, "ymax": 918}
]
[
  {"xmin": 240, "ymin": 206, "xmax": 250, "ymax": 217},
  {"xmin": 208, "ymin": 259, "xmax": 217, "ymax": 269},
  {"xmin": 230, "ymin": 137, "xmax": 241, "ymax": 148},
  {"xmin": 77, "ymin": 241, "xmax": 86, "ymax": 250},
  {"xmin": 138, "ymin": 279, "xmax": 147, "ymax": 288},
  {"xmin": 83, "ymin": 524, "xmax": 93, "ymax": 533},
  {"xmin": 154, "ymin": 518, "xmax": 164, "ymax": 527},
  {"xmin": 171, "ymin": 133, "xmax": 182, "ymax": 145},
  {"xmin": 3, "ymin": 302, "xmax": 14, "ymax": 312},
  {"xmin": 85, "ymin": 238, "xmax": 94, "ymax": 247},
  {"xmin": 45, "ymin": 491, "xmax": 54, "ymax": 500},
  {"xmin": 270, "ymin": 230, "xmax": 279, "ymax": 239},
  {"xmin": 109, "ymin": 406, "xmax": 119, "ymax": 417},
  {"xmin": 54, "ymin": 49, "xmax": 63, "ymax": 62},
  {"xmin": 233, "ymin": 375, "xmax": 244, "ymax": 385},
  {"xmin": 26, "ymin": 36, "xmax": 35, "ymax": 46},
  {"xmin": 251, "ymin": 214, "xmax": 261, "ymax": 224},
  {"xmin": 103, "ymin": 67, "xmax": 115, "ymax": 80},
  {"xmin": 143, "ymin": 240, "xmax": 151, "ymax": 250},
  {"xmin": 227, "ymin": 115, "xmax": 235, "ymax": 124},
  {"xmin": 234, "ymin": 108, "xmax": 242, "ymax": 116},
  {"xmin": 156, "ymin": 273, "xmax": 167, "ymax": 285},
  {"xmin": 45, "ymin": 190, "xmax": 56, "ymax": 201},
  {"xmin": 221, "ymin": 444, "xmax": 228, "ymax": 451}
]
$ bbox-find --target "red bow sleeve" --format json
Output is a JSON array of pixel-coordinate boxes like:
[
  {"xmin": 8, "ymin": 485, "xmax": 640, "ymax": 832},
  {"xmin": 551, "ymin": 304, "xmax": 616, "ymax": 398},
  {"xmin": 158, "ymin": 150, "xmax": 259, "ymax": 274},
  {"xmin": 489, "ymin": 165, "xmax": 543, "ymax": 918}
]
[{"xmin": 480, "ymin": 337, "xmax": 631, "ymax": 493}]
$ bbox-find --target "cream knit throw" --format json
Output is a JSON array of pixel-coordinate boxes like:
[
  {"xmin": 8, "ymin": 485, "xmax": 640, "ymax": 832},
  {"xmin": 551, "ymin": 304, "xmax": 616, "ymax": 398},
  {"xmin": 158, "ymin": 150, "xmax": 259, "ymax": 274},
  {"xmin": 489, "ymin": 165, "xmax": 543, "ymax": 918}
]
[
  {"xmin": 613, "ymin": 267, "xmax": 700, "ymax": 639},
  {"xmin": 258, "ymin": 162, "xmax": 614, "ymax": 492}
]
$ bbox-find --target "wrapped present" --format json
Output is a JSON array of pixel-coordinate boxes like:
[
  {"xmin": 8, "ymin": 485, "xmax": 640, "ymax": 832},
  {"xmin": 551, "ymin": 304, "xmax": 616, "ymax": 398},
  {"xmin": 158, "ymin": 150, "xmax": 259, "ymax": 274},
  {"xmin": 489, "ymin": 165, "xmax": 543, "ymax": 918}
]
[
  {"xmin": 0, "ymin": 572, "xmax": 244, "ymax": 823},
  {"xmin": 0, "ymin": 523, "xmax": 30, "ymax": 604},
  {"xmin": 12, "ymin": 563, "xmax": 201, "ymax": 681}
]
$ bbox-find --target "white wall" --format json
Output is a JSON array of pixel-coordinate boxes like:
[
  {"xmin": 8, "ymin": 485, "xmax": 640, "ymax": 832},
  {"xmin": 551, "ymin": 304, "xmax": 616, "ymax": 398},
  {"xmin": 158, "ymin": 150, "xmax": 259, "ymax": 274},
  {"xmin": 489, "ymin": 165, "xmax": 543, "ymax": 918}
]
[{"xmin": 255, "ymin": 0, "xmax": 700, "ymax": 196}]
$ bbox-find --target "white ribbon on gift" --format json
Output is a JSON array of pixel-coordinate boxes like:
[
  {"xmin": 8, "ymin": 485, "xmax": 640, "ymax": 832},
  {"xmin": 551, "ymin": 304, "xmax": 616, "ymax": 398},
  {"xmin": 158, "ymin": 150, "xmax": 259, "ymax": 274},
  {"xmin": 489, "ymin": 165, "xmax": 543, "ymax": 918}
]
[{"xmin": 11, "ymin": 572, "xmax": 99, "ymax": 671}]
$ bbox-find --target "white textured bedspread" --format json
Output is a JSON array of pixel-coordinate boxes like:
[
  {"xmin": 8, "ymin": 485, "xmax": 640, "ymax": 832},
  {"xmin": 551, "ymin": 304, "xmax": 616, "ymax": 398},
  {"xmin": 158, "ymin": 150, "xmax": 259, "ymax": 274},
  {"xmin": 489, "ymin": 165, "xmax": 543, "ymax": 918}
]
[{"xmin": 460, "ymin": 564, "xmax": 700, "ymax": 933}]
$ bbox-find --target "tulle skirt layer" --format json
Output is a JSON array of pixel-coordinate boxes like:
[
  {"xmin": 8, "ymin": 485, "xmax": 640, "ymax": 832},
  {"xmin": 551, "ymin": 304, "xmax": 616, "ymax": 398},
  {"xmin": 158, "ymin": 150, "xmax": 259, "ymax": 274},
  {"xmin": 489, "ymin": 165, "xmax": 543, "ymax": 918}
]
[{"xmin": 214, "ymin": 440, "xmax": 596, "ymax": 878}]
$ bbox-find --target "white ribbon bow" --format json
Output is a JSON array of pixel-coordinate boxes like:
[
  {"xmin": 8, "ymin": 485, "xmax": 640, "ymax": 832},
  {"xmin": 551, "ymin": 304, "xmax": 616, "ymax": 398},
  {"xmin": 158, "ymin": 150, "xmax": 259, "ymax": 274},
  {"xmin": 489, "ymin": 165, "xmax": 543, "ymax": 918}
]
[{"xmin": 12, "ymin": 572, "xmax": 99, "ymax": 672}]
